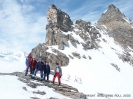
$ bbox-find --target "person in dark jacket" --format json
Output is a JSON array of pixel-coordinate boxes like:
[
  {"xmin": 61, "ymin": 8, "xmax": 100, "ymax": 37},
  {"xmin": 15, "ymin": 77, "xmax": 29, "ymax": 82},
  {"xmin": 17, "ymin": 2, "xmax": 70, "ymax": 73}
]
[
  {"xmin": 44, "ymin": 62, "xmax": 50, "ymax": 81},
  {"xmin": 32, "ymin": 58, "xmax": 44, "ymax": 80},
  {"xmin": 31, "ymin": 58, "xmax": 37, "ymax": 74},
  {"xmin": 51, "ymin": 63, "xmax": 62, "ymax": 85}
]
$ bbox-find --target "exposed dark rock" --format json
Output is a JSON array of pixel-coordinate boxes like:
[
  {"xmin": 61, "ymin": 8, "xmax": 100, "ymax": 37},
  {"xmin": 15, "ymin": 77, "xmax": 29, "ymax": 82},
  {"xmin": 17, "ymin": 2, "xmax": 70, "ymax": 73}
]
[
  {"xmin": 58, "ymin": 42, "xmax": 64, "ymax": 50},
  {"xmin": 49, "ymin": 98, "xmax": 59, "ymax": 99},
  {"xmin": 23, "ymin": 87, "xmax": 27, "ymax": 91},
  {"xmin": 31, "ymin": 44, "xmax": 69, "ymax": 70},
  {"xmin": 31, "ymin": 97, "xmax": 40, "ymax": 99},
  {"xmin": 62, "ymin": 38, "xmax": 69, "ymax": 47},
  {"xmin": 70, "ymin": 40, "xmax": 77, "ymax": 48},
  {"xmin": 75, "ymin": 19, "xmax": 91, "ymax": 32},
  {"xmin": 110, "ymin": 63, "xmax": 120, "ymax": 72},
  {"xmin": 68, "ymin": 55, "xmax": 74, "ymax": 59},
  {"xmin": 27, "ymin": 82, "xmax": 37, "ymax": 88},
  {"xmin": 33, "ymin": 91, "xmax": 46, "ymax": 95},
  {"xmin": 72, "ymin": 52, "xmax": 81, "ymax": 59},
  {"xmin": 82, "ymin": 55, "xmax": 87, "ymax": 59},
  {"xmin": 117, "ymin": 52, "xmax": 133, "ymax": 66},
  {"xmin": 88, "ymin": 56, "xmax": 92, "ymax": 60}
]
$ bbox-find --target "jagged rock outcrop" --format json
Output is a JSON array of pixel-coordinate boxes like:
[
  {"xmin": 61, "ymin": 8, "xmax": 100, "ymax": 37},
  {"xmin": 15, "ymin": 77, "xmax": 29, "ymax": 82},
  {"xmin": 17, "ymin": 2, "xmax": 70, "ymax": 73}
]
[
  {"xmin": 74, "ymin": 19, "xmax": 101, "ymax": 50},
  {"xmin": 45, "ymin": 4, "xmax": 73, "ymax": 47},
  {"xmin": 88, "ymin": 56, "xmax": 92, "ymax": 59},
  {"xmin": 31, "ymin": 43, "xmax": 69, "ymax": 69},
  {"xmin": 72, "ymin": 52, "xmax": 81, "ymax": 59},
  {"xmin": 97, "ymin": 4, "xmax": 133, "ymax": 49},
  {"xmin": 117, "ymin": 52, "xmax": 133, "ymax": 66},
  {"xmin": 75, "ymin": 19, "xmax": 91, "ymax": 32},
  {"xmin": 68, "ymin": 55, "xmax": 74, "ymax": 59},
  {"xmin": 82, "ymin": 55, "xmax": 87, "ymax": 59},
  {"xmin": 110, "ymin": 63, "xmax": 120, "ymax": 72}
]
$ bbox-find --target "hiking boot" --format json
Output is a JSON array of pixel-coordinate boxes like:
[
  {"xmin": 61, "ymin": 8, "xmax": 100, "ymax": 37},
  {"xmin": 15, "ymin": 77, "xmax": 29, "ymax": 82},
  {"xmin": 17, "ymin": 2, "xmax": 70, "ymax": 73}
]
[
  {"xmin": 49, "ymin": 82, "xmax": 54, "ymax": 85},
  {"xmin": 46, "ymin": 80, "xmax": 49, "ymax": 82},
  {"xmin": 58, "ymin": 85, "xmax": 62, "ymax": 88},
  {"xmin": 32, "ymin": 75, "xmax": 36, "ymax": 78},
  {"xmin": 58, "ymin": 83, "xmax": 61, "ymax": 87},
  {"xmin": 40, "ymin": 78, "xmax": 43, "ymax": 81}
]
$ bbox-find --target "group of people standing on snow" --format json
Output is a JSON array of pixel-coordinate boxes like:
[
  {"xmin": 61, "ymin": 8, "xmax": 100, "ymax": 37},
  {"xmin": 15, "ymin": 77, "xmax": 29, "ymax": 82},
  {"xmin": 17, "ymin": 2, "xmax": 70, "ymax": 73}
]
[{"xmin": 25, "ymin": 53, "xmax": 62, "ymax": 86}]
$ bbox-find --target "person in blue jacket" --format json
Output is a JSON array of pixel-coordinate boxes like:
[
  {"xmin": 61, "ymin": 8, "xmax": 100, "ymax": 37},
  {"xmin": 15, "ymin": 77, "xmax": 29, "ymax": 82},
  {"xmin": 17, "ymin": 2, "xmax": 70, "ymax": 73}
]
[
  {"xmin": 32, "ymin": 58, "xmax": 44, "ymax": 80},
  {"xmin": 44, "ymin": 62, "xmax": 50, "ymax": 81},
  {"xmin": 25, "ymin": 57, "xmax": 29, "ymax": 76}
]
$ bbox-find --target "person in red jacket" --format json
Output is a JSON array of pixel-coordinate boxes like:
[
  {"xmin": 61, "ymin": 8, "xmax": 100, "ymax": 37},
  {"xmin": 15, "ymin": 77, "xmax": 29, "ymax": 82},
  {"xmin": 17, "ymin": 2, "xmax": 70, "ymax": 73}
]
[
  {"xmin": 31, "ymin": 58, "xmax": 37, "ymax": 74},
  {"xmin": 28, "ymin": 53, "xmax": 32, "ymax": 74},
  {"xmin": 25, "ymin": 53, "xmax": 33, "ymax": 76}
]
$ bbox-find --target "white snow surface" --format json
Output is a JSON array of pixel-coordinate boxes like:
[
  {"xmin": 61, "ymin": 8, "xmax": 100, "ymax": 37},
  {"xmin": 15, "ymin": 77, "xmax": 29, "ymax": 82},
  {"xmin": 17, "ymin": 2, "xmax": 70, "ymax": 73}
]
[
  {"xmin": 0, "ymin": 28, "xmax": 133, "ymax": 99},
  {"xmin": 0, "ymin": 59, "xmax": 71, "ymax": 99},
  {"xmin": 47, "ymin": 29, "xmax": 133, "ymax": 99}
]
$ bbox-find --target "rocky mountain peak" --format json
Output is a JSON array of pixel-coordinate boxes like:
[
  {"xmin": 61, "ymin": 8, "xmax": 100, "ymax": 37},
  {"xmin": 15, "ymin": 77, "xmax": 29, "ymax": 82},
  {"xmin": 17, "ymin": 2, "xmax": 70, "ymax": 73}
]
[
  {"xmin": 46, "ymin": 4, "xmax": 73, "ymax": 32},
  {"xmin": 97, "ymin": 4, "xmax": 124, "ymax": 25},
  {"xmin": 96, "ymin": 4, "xmax": 133, "ymax": 50},
  {"xmin": 45, "ymin": 4, "xmax": 73, "ymax": 47},
  {"xmin": 107, "ymin": 4, "xmax": 120, "ymax": 13}
]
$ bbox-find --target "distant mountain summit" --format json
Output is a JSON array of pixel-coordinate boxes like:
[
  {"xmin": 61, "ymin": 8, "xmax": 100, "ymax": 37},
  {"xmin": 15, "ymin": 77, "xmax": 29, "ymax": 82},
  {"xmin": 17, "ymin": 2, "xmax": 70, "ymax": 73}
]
[
  {"xmin": 97, "ymin": 4, "xmax": 133, "ymax": 49},
  {"xmin": 0, "ymin": 51, "xmax": 27, "ymax": 61},
  {"xmin": 97, "ymin": 4, "xmax": 124, "ymax": 25}
]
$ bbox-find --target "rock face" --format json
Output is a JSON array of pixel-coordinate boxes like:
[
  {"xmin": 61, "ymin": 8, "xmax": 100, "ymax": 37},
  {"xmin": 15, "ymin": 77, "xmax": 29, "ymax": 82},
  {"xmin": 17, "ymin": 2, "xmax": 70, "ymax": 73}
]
[
  {"xmin": 31, "ymin": 43, "xmax": 69, "ymax": 69},
  {"xmin": 74, "ymin": 19, "xmax": 101, "ymax": 50},
  {"xmin": 97, "ymin": 4, "xmax": 133, "ymax": 49},
  {"xmin": 72, "ymin": 52, "xmax": 81, "ymax": 59},
  {"xmin": 45, "ymin": 4, "xmax": 73, "ymax": 46}
]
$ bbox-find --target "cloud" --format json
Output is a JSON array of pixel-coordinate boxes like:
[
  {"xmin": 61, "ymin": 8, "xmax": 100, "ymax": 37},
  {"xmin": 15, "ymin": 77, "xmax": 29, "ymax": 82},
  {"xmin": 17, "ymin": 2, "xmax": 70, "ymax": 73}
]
[
  {"xmin": 66, "ymin": 0, "xmax": 105, "ymax": 24},
  {"xmin": 0, "ymin": 0, "xmax": 47, "ymax": 52}
]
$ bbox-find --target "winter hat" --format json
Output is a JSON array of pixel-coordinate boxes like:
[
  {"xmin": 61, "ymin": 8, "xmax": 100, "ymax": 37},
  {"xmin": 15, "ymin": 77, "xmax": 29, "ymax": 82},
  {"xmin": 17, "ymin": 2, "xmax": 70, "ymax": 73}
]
[{"xmin": 39, "ymin": 58, "xmax": 42, "ymax": 61}]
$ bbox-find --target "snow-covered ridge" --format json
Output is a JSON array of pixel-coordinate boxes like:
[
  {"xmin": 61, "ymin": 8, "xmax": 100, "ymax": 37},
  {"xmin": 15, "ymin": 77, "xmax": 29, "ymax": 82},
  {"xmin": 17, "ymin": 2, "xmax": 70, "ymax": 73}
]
[{"xmin": 0, "ymin": 50, "xmax": 28, "ymax": 61}]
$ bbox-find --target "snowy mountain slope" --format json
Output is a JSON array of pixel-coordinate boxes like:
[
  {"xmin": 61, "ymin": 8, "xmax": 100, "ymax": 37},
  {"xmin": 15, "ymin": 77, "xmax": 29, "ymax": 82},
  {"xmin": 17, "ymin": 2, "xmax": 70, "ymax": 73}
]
[
  {"xmin": 0, "ymin": 75, "xmax": 71, "ymax": 99},
  {"xmin": 0, "ymin": 50, "xmax": 27, "ymax": 61},
  {"xmin": 45, "ymin": 24, "xmax": 133, "ymax": 99}
]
